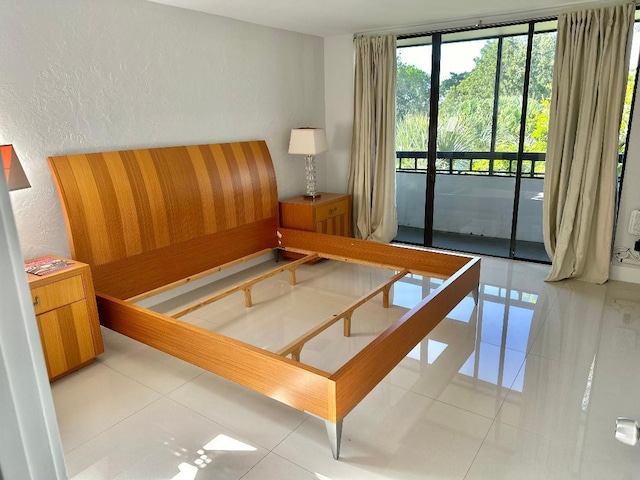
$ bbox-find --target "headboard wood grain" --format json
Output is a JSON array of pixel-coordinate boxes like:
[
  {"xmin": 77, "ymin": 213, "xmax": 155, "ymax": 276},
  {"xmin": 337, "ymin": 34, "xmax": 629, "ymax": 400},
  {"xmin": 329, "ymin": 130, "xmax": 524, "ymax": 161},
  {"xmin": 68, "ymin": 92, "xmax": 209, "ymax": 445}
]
[{"xmin": 49, "ymin": 141, "xmax": 279, "ymax": 299}]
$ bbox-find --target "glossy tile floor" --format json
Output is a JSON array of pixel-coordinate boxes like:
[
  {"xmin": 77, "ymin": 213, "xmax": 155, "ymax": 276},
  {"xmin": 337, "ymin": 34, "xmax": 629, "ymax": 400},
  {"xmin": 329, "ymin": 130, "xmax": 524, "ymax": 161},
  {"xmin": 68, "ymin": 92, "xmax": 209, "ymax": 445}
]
[{"xmin": 51, "ymin": 254, "xmax": 640, "ymax": 479}]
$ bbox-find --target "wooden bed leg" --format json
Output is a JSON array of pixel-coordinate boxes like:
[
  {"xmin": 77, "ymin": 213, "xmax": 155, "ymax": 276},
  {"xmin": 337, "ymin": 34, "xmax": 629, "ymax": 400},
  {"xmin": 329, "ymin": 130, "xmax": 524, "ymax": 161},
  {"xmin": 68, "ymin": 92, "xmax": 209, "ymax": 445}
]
[
  {"xmin": 472, "ymin": 285, "xmax": 479, "ymax": 305},
  {"xmin": 343, "ymin": 313, "xmax": 352, "ymax": 337},
  {"xmin": 244, "ymin": 287, "xmax": 253, "ymax": 308},
  {"xmin": 288, "ymin": 267, "xmax": 297, "ymax": 285},
  {"xmin": 382, "ymin": 286, "xmax": 391, "ymax": 308},
  {"xmin": 291, "ymin": 345, "xmax": 303, "ymax": 362},
  {"xmin": 325, "ymin": 419, "xmax": 343, "ymax": 460}
]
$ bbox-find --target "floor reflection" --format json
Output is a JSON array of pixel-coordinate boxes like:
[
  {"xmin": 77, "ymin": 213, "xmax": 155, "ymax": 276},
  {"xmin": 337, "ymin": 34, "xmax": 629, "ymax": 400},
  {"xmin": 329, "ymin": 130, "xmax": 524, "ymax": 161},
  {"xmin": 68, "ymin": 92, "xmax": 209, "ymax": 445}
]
[{"xmin": 392, "ymin": 271, "xmax": 544, "ymax": 396}]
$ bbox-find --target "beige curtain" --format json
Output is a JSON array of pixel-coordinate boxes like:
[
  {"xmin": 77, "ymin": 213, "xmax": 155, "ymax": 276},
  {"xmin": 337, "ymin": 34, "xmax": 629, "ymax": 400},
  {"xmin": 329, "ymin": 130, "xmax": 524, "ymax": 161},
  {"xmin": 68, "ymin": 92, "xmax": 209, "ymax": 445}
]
[
  {"xmin": 543, "ymin": 3, "xmax": 634, "ymax": 284},
  {"xmin": 348, "ymin": 35, "xmax": 398, "ymax": 242}
]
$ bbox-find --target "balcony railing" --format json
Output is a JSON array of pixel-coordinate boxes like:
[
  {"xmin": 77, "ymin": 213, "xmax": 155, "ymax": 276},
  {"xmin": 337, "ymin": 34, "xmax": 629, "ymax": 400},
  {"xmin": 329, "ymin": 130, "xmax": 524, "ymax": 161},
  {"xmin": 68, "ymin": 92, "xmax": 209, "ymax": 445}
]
[
  {"xmin": 396, "ymin": 151, "xmax": 625, "ymax": 178},
  {"xmin": 396, "ymin": 151, "xmax": 546, "ymax": 178}
]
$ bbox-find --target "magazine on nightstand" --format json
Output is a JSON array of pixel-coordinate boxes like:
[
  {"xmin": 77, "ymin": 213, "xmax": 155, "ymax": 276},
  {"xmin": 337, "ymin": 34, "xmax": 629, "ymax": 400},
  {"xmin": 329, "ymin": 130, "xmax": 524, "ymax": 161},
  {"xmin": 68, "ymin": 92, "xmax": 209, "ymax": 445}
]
[{"xmin": 25, "ymin": 257, "xmax": 74, "ymax": 276}]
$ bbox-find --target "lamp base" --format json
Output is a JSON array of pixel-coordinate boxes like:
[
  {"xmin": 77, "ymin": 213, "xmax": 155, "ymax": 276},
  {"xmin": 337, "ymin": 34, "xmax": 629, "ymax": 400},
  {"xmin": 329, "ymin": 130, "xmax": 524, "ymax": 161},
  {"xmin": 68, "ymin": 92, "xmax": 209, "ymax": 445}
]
[{"xmin": 303, "ymin": 193, "xmax": 322, "ymax": 200}]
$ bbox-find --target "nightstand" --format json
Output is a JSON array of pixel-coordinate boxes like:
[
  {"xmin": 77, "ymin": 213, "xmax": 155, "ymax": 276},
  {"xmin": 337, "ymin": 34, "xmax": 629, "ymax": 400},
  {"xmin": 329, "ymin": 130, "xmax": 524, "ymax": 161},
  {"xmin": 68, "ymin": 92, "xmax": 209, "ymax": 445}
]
[
  {"xmin": 279, "ymin": 192, "xmax": 351, "ymax": 237},
  {"xmin": 26, "ymin": 256, "xmax": 104, "ymax": 381},
  {"xmin": 279, "ymin": 193, "xmax": 351, "ymax": 261}
]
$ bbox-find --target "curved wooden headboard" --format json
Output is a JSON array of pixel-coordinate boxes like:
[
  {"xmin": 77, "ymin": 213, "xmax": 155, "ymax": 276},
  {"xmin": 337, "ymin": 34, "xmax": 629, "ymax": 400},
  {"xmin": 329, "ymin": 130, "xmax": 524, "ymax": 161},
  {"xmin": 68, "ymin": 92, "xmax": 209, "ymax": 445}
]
[{"xmin": 49, "ymin": 141, "xmax": 279, "ymax": 299}]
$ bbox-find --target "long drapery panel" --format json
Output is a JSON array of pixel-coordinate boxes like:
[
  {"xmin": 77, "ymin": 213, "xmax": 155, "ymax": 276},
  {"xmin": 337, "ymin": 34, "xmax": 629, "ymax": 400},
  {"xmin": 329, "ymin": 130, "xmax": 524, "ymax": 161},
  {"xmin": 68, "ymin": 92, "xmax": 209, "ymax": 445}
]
[
  {"xmin": 349, "ymin": 35, "xmax": 398, "ymax": 242},
  {"xmin": 543, "ymin": 3, "xmax": 634, "ymax": 283}
]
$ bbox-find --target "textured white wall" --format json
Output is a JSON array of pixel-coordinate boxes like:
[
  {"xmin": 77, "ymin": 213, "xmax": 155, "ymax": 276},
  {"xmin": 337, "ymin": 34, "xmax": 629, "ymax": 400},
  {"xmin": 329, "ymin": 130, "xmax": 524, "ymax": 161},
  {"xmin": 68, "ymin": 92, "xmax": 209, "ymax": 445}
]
[
  {"xmin": 0, "ymin": 0, "xmax": 325, "ymax": 259},
  {"xmin": 324, "ymin": 35, "xmax": 354, "ymax": 193}
]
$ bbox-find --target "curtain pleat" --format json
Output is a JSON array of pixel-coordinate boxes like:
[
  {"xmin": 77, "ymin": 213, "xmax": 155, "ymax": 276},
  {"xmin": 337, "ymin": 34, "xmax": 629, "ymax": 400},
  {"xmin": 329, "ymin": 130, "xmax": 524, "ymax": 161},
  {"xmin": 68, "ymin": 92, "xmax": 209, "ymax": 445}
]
[
  {"xmin": 349, "ymin": 35, "xmax": 398, "ymax": 243},
  {"xmin": 543, "ymin": 3, "xmax": 634, "ymax": 283}
]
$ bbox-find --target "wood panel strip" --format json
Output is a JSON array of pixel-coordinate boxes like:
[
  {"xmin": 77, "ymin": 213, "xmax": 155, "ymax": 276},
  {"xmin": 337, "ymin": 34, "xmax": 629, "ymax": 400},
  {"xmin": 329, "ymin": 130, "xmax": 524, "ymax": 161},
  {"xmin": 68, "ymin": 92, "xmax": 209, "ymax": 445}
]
[{"xmin": 251, "ymin": 141, "xmax": 279, "ymax": 220}]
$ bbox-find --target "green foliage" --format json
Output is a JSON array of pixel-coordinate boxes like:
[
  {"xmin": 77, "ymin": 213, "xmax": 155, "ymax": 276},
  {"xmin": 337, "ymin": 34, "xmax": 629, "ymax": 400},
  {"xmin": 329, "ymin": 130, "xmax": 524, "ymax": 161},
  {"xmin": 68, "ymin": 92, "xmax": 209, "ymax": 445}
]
[
  {"xmin": 396, "ymin": 32, "xmax": 557, "ymax": 167},
  {"xmin": 620, "ymin": 71, "xmax": 636, "ymax": 153},
  {"xmin": 439, "ymin": 72, "xmax": 469, "ymax": 101},
  {"xmin": 396, "ymin": 28, "xmax": 631, "ymax": 179},
  {"xmin": 438, "ymin": 98, "xmax": 493, "ymax": 151},
  {"xmin": 396, "ymin": 112, "xmax": 429, "ymax": 151},
  {"xmin": 396, "ymin": 57, "xmax": 430, "ymax": 121}
]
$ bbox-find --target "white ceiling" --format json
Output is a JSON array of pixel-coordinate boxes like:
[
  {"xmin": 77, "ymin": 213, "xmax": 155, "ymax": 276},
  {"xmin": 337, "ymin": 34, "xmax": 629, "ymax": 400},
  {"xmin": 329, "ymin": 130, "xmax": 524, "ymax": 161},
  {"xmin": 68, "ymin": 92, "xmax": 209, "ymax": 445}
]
[{"xmin": 148, "ymin": 0, "xmax": 615, "ymax": 37}]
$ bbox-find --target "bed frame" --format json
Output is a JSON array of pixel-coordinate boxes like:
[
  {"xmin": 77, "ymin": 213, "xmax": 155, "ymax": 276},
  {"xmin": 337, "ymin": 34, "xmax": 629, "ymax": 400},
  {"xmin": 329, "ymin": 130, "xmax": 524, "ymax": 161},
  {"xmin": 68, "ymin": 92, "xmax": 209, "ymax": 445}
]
[{"xmin": 48, "ymin": 140, "xmax": 480, "ymax": 459}]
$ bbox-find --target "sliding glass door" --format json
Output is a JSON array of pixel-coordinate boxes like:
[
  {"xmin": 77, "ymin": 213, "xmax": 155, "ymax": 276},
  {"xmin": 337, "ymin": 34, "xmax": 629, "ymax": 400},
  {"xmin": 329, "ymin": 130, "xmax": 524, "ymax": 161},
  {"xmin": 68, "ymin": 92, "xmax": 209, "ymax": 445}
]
[
  {"xmin": 395, "ymin": 40, "xmax": 432, "ymax": 246},
  {"xmin": 395, "ymin": 22, "xmax": 557, "ymax": 262},
  {"xmin": 433, "ymin": 36, "xmax": 516, "ymax": 258},
  {"xmin": 512, "ymin": 30, "xmax": 556, "ymax": 261},
  {"xmin": 395, "ymin": 17, "xmax": 640, "ymax": 262}
]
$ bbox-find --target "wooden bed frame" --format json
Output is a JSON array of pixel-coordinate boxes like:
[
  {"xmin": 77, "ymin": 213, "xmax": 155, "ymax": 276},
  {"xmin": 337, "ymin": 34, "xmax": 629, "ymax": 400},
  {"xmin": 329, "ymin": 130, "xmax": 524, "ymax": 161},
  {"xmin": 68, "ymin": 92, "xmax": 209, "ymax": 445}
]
[{"xmin": 48, "ymin": 140, "xmax": 480, "ymax": 459}]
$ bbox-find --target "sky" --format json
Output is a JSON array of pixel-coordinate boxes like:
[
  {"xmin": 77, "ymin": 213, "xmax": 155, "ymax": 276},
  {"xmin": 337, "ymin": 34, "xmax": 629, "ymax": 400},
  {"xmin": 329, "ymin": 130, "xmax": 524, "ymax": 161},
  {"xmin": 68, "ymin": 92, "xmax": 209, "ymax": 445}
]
[
  {"xmin": 397, "ymin": 40, "xmax": 486, "ymax": 80},
  {"xmin": 399, "ymin": 28, "xmax": 640, "ymax": 80}
]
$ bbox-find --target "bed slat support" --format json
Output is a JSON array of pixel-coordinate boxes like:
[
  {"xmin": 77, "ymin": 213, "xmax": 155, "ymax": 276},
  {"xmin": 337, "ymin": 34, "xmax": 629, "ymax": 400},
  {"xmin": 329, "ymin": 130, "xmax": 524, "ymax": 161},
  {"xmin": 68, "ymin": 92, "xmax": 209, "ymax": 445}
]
[
  {"xmin": 170, "ymin": 253, "xmax": 319, "ymax": 317},
  {"xmin": 278, "ymin": 269, "xmax": 410, "ymax": 360}
]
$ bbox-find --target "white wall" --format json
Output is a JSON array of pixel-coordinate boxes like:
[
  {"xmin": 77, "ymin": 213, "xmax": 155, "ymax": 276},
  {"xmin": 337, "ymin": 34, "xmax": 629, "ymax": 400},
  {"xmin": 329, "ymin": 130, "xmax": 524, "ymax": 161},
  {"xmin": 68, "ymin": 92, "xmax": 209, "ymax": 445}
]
[
  {"xmin": 396, "ymin": 173, "xmax": 545, "ymax": 243},
  {"xmin": 0, "ymin": 0, "xmax": 325, "ymax": 260},
  {"xmin": 324, "ymin": 35, "xmax": 640, "ymax": 283},
  {"xmin": 324, "ymin": 35, "xmax": 354, "ymax": 193}
]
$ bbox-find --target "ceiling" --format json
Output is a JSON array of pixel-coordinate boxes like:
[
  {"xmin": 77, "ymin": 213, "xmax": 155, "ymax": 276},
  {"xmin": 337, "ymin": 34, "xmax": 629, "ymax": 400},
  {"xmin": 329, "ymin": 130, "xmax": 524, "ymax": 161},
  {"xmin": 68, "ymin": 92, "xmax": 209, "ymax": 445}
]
[{"xmin": 148, "ymin": 0, "xmax": 614, "ymax": 37}]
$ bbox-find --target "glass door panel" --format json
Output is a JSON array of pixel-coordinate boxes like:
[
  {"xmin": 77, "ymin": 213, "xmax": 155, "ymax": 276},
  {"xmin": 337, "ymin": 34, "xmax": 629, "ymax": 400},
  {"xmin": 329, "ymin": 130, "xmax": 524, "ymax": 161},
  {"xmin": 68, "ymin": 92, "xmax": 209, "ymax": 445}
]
[
  {"xmin": 395, "ymin": 42, "xmax": 432, "ymax": 245},
  {"xmin": 432, "ymin": 37, "xmax": 514, "ymax": 257},
  {"xmin": 513, "ymin": 31, "xmax": 556, "ymax": 262}
]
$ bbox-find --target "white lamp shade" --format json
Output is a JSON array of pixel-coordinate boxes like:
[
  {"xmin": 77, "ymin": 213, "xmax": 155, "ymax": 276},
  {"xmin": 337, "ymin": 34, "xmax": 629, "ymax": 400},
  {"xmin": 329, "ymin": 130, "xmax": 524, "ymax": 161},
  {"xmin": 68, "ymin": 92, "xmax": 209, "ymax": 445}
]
[{"xmin": 288, "ymin": 128, "xmax": 327, "ymax": 155}]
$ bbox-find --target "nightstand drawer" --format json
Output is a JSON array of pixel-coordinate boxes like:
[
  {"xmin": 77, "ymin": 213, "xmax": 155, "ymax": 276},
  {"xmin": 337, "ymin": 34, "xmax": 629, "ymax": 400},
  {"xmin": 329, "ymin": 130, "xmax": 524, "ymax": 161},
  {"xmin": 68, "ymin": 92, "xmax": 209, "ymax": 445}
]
[
  {"xmin": 36, "ymin": 300, "xmax": 95, "ymax": 379},
  {"xmin": 315, "ymin": 199, "xmax": 348, "ymax": 223},
  {"xmin": 31, "ymin": 274, "xmax": 85, "ymax": 315}
]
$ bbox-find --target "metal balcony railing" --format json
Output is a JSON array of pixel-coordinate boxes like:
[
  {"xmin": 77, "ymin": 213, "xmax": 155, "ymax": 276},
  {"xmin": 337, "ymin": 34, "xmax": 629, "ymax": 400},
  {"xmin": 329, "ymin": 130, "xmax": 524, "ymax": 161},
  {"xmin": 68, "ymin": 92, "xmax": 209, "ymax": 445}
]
[
  {"xmin": 396, "ymin": 151, "xmax": 625, "ymax": 178},
  {"xmin": 395, "ymin": 151, "xmax": 546, "ymax": 178}
]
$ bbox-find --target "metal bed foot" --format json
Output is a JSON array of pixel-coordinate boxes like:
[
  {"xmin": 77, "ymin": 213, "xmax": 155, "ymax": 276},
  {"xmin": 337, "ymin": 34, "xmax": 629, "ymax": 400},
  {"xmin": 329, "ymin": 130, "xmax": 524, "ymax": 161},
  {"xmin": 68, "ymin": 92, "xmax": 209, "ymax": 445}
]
[
  {"xmin": 325, "ymin": 419, "xmax": 343, "ymax": 460},
  {"xmin": 472, "ymin": 286, "xmax": 479, "ymax": 305}
]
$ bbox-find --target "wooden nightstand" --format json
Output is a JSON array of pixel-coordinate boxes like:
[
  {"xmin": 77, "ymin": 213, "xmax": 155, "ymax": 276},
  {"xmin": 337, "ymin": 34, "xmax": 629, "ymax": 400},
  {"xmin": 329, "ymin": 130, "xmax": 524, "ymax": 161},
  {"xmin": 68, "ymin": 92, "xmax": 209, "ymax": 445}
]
[
  {"xmin": 279, "ymin": 192, "xmax": 351, "ymax": 237},
  {"xmin": 26, "ymin": 256, "xmax": 104, "ymax": 381}
]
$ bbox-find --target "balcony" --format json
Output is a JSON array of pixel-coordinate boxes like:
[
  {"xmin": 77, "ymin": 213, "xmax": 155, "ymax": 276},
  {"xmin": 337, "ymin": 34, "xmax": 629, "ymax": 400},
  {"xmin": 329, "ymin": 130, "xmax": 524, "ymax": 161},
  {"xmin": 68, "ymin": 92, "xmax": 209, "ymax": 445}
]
[{"xmin": 394, "ymin": 151, "xmax": 550, "ymax": 262}]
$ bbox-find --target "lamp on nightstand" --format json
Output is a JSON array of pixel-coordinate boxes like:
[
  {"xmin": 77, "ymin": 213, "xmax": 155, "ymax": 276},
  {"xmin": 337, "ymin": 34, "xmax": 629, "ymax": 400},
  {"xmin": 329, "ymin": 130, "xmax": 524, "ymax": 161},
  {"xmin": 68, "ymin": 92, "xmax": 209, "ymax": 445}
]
[
  {"xmin": 1, "ymin": 145, "xmax": 30, "ymax": 191},
  {"xmin": 288, "ymin": 128, "xmax": 327, "ymax": 200}
]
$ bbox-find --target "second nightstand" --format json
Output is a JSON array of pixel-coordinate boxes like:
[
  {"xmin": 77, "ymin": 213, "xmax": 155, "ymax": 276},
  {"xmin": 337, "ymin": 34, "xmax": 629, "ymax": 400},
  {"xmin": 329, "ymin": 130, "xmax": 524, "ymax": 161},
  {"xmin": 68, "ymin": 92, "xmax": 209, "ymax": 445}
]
[
  {"xmin": 279, "ymin": 192, "xmax": 351, "ymax": 237},
  {"xmin": 26, "ymin": 256, "xmax": 104, "ymax": 381}
]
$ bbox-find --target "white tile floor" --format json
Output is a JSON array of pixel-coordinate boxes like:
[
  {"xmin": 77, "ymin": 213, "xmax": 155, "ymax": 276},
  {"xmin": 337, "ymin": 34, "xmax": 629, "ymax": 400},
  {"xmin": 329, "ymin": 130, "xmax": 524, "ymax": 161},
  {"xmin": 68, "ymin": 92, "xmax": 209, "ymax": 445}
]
[{"xmin": 51, "ymin": 255, "xmax": 640, "ymax": 479}]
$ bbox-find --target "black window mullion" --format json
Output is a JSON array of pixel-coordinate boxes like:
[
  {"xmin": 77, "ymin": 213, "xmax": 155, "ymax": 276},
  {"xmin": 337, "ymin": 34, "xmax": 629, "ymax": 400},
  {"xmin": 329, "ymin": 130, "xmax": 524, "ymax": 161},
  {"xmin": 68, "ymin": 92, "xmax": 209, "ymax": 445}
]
[
  {"xmin": 509, "ymin": 23, "xmax": 535, "ymax": 258},
  {"xmin": 489, "ymin": 38, "xmax": 503, "ymax": 176},
  {"xmin": 424, "ymin": 33, "xmax": 441, "ymax": 247}
]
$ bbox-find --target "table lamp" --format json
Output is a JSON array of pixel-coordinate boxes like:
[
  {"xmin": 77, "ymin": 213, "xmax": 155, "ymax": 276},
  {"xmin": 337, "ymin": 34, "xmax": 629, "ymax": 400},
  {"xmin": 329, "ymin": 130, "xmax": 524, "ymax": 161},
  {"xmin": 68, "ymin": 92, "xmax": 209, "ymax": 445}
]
[
  {"xmin": 288, "ymin": 128, "xmax": 327, "ymax": 199},
  {"xmin": 1, "ymin": 145, "xmax": 30, "ymax": 191}
]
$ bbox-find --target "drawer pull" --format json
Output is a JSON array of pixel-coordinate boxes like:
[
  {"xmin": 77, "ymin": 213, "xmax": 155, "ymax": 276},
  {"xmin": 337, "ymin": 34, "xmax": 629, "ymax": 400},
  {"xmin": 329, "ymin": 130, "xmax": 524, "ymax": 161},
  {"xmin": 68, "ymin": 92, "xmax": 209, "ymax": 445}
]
[
  {"xmin": 329, "ymin": 207, "xmax": 338, "ymax": 214},
  {"xmin": 33, "ymin": 296, "xmax": 40, "ymax": 308}
]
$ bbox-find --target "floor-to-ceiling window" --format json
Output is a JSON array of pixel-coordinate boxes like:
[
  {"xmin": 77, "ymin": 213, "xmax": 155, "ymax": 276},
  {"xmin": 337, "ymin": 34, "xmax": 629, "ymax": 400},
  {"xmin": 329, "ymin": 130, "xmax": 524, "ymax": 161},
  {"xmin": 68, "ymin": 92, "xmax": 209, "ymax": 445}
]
[{"xmin": 395, "ymin": 16, "xmax": 640, "ymax": 263}]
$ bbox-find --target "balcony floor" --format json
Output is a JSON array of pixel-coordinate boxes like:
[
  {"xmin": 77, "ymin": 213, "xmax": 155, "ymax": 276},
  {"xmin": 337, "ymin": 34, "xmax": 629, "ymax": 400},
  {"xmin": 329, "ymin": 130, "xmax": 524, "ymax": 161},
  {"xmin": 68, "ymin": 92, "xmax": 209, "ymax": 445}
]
[{"xmin": 394, "ymin": 226, "xmax": 550, "ymax": 263}]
